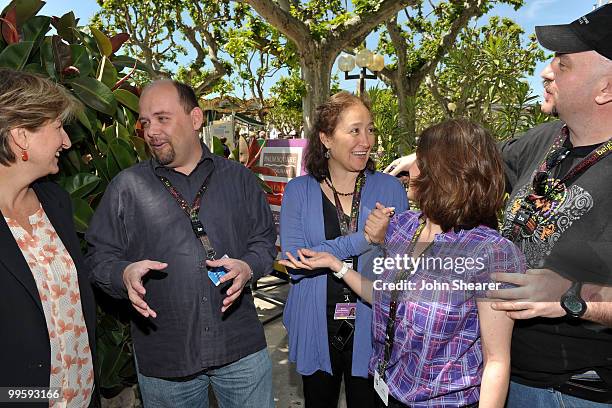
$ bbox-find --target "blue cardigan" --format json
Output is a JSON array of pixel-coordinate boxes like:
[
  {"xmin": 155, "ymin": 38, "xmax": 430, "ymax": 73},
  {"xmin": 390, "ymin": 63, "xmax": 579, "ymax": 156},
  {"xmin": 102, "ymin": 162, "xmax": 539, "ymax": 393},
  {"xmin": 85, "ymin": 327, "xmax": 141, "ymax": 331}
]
[{"xmin": 280, "ymin": 171, "xmax": 409, "ymax": 377}]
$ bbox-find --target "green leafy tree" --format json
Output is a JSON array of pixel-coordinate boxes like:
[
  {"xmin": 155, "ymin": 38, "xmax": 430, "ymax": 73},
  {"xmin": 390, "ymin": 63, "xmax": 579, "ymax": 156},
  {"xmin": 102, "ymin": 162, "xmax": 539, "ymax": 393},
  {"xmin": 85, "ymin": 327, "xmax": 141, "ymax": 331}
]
[
  {"xmin": 422, "ymin": 16, "xmax": 549, "ymax": 139},
  {"xmin": 241, "ymin": 0, "xmax": 416, "ymax": 135},
  {"xmin": 224, "ymin": 9, "xmax": 299, "ymax": 121},
  {"xmin": 266, "ymin": 71, "xmax": 305, "ymax": 134},
  {"xmin": 376, "ymin": 0, "xmax": 526, "ymax": 152},
  {"xmin": 94, "ymin": 0, "xmax": 238, "ymax": 95}
]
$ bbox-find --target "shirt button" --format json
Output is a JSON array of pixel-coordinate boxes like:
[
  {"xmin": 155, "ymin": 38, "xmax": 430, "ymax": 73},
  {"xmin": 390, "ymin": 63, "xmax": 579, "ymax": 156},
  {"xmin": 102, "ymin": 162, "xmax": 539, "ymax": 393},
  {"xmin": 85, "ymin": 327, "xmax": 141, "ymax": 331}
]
[
  {"xmin": 202, "ymin": 296, "xmax": 207, "ymax": 302},
  {"xmin": 37, "ymin": 363, "xmax": 43, "ymax": 368},
  {"xmin": 204, "ymin": 327, "xmax": 209, "ymax": 332}
]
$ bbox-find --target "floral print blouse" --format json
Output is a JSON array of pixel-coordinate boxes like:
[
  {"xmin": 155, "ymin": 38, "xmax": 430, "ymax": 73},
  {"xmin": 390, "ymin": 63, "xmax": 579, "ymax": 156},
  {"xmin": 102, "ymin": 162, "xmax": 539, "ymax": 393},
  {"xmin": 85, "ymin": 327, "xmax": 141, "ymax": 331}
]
[{"xmin": 6, "ymin": 206, "xmax": 93, "ymax": 407}]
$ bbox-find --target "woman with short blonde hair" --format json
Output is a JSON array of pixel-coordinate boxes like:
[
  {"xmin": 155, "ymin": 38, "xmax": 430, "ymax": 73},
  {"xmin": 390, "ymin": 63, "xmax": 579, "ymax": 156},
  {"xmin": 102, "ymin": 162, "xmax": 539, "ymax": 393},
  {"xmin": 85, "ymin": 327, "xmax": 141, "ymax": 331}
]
[{"xmin": 0, "ymin": 69, "xmax": 97, "ymax": 407}]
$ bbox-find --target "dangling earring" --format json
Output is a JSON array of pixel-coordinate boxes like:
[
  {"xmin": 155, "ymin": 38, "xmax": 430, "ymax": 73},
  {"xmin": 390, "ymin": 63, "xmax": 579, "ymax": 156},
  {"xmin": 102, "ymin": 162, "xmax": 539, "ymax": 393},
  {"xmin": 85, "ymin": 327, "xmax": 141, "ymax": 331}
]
[
  {"xmin": 21, "ymin": 149, "xmax": 29, "ymax": 161},
  {"xmin": 324, "ymin": 149, "xmax": 330, "ymax": 159}
]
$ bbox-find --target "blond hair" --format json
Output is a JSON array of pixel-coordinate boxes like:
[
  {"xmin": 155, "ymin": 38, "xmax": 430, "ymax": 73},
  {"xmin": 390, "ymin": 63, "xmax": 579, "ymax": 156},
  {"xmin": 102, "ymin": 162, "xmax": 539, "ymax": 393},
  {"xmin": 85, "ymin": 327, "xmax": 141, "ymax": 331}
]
[{"xmin": 0, "ymin": 69, "xmax": 80, "ymax": 165}]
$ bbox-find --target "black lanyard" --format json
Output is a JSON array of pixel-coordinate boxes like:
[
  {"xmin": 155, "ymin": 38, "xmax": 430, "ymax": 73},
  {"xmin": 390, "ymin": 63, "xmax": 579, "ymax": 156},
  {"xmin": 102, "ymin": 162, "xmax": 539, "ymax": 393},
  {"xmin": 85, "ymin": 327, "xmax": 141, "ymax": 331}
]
[
  {"xmin": 157, "ymin": 170, "xmax": 216, "ymax": 260},
  {"xmin": 378, "ymin": 216, "xmax": 433, "ymax": 381},
  {"xmin": 327, "ymin": 172, "xmax": 365, "ymax": 237},
  {"xmin": 538, "ymin": 131, "xmax": 612, "ymax": 199}
]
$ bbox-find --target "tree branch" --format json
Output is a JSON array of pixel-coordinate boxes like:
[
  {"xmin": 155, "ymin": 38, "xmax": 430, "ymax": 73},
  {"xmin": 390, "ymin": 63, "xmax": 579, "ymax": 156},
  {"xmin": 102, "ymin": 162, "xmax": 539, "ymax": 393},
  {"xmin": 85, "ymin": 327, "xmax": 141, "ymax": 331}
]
[
  {"xmin": 408, "ymin": 0, "xmax": 484, "ymax": 88},
  {"xmin": 329, "ymin": 0, "xmax": 417, "ymax": 54},
  {"xmin": 241, "ymin": 0, "xmax": 310, "ymax": 47}
]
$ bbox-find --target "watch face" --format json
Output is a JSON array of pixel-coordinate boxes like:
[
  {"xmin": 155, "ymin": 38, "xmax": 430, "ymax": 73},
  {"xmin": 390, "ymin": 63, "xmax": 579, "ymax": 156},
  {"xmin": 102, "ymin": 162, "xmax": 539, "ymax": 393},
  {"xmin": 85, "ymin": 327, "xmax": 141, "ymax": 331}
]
[{"xmin": 564, "ymin": 296, "xmax": 583, "ymax": 314}]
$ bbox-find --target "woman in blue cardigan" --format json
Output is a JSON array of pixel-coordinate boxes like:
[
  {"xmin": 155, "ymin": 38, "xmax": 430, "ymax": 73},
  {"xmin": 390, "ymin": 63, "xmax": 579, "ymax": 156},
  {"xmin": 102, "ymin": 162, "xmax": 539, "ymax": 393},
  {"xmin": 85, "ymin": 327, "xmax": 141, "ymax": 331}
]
[{"xmin": 280, "ymin": 91, "xmax": 408, "ymax": 408}]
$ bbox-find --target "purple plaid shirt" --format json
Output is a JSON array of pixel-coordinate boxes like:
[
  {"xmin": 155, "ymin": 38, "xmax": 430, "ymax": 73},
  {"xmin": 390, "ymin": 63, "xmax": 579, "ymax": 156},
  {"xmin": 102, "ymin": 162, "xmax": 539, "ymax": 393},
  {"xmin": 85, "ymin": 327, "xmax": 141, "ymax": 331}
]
[{"xmin": 370, "ymin": 211, "xmax": 525, "ymax": 407}]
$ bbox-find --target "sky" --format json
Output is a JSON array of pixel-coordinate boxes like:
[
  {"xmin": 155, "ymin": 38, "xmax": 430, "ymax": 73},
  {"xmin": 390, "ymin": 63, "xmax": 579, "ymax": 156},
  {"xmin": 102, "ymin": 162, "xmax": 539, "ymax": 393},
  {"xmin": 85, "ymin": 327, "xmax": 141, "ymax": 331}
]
[{"xmin": 1, "ymin": 0, "xmax": 603, "ymax": 102}]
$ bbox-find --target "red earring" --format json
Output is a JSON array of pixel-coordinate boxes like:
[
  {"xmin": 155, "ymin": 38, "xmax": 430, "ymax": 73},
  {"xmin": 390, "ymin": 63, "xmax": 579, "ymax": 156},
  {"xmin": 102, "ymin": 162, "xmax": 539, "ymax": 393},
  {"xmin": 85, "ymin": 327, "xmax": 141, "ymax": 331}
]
[{"xmin": 21, "ymin": 149, "xmax": 29, "ymax": 161}]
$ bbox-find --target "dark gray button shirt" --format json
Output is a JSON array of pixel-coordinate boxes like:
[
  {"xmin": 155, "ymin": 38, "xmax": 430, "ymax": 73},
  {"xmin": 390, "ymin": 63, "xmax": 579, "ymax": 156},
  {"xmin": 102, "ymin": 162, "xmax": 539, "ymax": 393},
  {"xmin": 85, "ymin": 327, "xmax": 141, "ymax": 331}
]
[{"xmin": 86, "ymin": 145, "xmax": 276, "ymax": 377}]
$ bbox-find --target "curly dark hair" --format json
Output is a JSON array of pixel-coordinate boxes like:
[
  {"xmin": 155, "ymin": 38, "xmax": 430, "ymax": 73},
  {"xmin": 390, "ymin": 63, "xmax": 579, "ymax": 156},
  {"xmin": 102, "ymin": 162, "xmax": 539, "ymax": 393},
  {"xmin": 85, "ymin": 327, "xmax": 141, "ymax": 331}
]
[
  {"xmin": 304, "ymin": 91, "xmax": 376, "ymax": 181},
  {"xmin": 412, "ymin": 119, "xmax": 505, "ymax": 232}
]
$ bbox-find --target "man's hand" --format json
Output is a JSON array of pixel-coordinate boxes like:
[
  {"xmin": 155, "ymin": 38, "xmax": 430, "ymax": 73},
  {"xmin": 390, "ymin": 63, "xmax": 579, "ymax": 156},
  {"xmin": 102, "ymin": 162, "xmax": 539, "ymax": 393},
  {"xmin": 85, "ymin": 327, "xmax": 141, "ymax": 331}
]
[
  {"xmin": 123, "ymin": 260, "xmax": 168, "ymax": 318},
  {"xmin": 364, "ymin": 202, "xmax": 394, "ymax": 244},
  {"xmin": 206, "ymin": 258, "xmax": 253, "ymax": 313},
  {"xmin": 384, "ymin": 153, "xmax": 417, "ymax": 176},
  {"xmin": 487, "ymin": 268, "xmax": 572, "ymax": 319}
]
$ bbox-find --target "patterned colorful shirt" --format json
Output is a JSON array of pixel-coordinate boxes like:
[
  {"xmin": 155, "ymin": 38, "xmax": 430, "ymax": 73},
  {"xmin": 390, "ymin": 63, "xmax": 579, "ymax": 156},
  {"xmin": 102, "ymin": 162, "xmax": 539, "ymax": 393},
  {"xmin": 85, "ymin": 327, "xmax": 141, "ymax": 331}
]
[
  {"xmin": 6, "ymin": 207, "xmax": 93, "ymax": 408},
  {"xmin": 370, "ymin": 211, "xmax": 525, "ymax": 407}
]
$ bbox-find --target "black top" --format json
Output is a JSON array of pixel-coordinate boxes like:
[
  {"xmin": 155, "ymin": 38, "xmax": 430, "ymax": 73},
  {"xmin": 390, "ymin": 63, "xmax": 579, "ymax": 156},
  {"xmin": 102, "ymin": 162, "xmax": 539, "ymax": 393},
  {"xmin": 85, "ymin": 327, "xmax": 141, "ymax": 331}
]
[
  {"xmin": 0, "ymin": 181, "xmax": 98, "ymax": 406},
  {"xmin": 86, "ymin": 144, "xmax": 277, "ymax": 378},
  {"xmin": 322, "ymin": 190, "xmax": 358, "ymax": 336},
  {"xmin": 500, "ymin": 121, "xmax": 612, "ymax": 388}
]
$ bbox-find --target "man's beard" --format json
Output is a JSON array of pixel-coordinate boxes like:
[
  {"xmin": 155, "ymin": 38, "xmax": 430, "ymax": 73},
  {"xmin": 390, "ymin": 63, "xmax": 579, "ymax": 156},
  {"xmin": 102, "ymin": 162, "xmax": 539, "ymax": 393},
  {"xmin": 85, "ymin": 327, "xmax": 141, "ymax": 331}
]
[{"xmin": 152, "ymin": 143, "xmax": 176, "ymax": 165}]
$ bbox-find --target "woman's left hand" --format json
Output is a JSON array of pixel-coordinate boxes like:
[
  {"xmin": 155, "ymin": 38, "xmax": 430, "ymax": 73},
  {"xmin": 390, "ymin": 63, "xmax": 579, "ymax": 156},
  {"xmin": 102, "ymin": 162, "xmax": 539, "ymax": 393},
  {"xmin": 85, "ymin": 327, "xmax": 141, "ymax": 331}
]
[{"xmin": 280, "ymin": 249, "xmax": 343, "ymax": 273}]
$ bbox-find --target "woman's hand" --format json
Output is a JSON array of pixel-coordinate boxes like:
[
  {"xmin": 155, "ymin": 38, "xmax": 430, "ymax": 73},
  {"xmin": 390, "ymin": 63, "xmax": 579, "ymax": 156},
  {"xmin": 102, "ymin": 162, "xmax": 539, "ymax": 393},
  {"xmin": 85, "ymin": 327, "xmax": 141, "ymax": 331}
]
[
  {"xmin": 280, "ymin": 249, "xmax": 343, "ymax": 273},
  {"xmin": 365, "ymin": 202, "xmax": 394, "ymax": 244}
]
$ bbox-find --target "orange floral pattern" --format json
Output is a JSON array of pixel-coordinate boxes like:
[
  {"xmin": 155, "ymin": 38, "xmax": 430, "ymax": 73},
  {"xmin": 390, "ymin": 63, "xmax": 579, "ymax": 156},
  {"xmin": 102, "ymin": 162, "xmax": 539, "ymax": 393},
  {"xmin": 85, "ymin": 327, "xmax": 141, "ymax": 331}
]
[{"xmin": 6, "ymin": 207, "xmax": 93, "ymax": 408}]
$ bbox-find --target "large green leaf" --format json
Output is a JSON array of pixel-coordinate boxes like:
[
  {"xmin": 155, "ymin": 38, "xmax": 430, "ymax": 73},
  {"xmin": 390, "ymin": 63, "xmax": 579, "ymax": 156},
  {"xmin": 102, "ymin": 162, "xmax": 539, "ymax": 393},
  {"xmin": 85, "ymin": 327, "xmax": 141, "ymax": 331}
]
[
  {"xmin": 52, "ymin": 11, "xmax": 77, "ymax": 43},
  {"xmin": 131, "ymin": 136, "xmax": 149, "ymax": 161},
  {"xmin": 91, "ymin": 156, "xmax": 109, "ymax": 181},
  {"xmin": 0, "ymin": 41, "xmax": 34, "ymax": 69},
  {"xmin": 102, "ymin": 124, "xmax": 115, "ymax": 143},
  {"xmin": 116, "ymin": 123, "xmax": 131, "ymax": 142},
  {"xmin": 105, "ymin": 151, "xmax": 120, "ymax": 178},
  {"xmin": 90, "ymin": 26, "xmax": 112, "ymax": 57},
  {"xmin": 70, "ymin": 44, "xmax": 92, "ymax": 77},
  {"xmin": 108, "ymin": 139, "xmax": 135, "ymax": 170},
  {"xmin": 71, "ymin": 197, "xmax": 94, "ymax": 233},
  {"xmin": 75, "ymin": 107, "xmax": 92, "ymax": 134},
  {"xmin": 64, "ymin": 173, "xmax": 101, "ymax": 199},
  {"xmin": 64, "ymin": 123, "xmax": 88, "ymax": 144},
  {"xmin": 1, "ymin": 0, "xmax": 43, "ymax": 26},
  {"xmin": 110, "ymin": 55, "xmax": 149, "ymax": 72},
  {"xmin": 24, "ymin": 62, "xmax": 46, "ymax": 74},
  {"xmin": 72, "ymin": 28, "xmax": 99, "ymax": 57},
  {"xmin": 69, "ymin": 77, "xmax": 117, "ymax": 116},
  {"xmin": 99, "ymin": 57, "xmax": 117, "ymax": 89},
  {"xmin": 66, "ymin": 149, "xmax": 81, "ymax": 172},
  {"xmin": 113, "ymin": 89, "xmax": 139, "ymax": 113},
  {"xmin": 21, "ymin": 15, "xmax": 50, "ymax": 47},
  {"xmin": 40, "ymin": 36, "xmax": 56, "ymax": 79}
]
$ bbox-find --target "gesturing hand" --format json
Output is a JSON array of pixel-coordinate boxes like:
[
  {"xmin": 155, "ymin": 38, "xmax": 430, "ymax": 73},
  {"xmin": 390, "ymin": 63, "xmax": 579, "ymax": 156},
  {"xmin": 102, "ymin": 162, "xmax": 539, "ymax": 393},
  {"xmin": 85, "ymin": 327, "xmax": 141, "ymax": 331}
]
[
  {"xmin": 279, "ymin": 249, "xmax": 343, "ymax": 274},
  {"xmin": 123, "ymin": 260, "xmax": 168, "ymax": 318},
  {"xmin": 364, "ymin": 202, "xmax": 394, "ymax": 244},
  {"xmin": 206, "ymin": 258, "xmax": 253, "ymax": 313}
]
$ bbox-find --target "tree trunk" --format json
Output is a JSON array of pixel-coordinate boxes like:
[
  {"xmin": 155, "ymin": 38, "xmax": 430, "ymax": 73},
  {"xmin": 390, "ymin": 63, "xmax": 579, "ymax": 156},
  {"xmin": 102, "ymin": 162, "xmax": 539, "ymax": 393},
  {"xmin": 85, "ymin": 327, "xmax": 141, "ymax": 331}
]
[
  {"xmin": 394, "ymin": 80, "xmax": 418, "ymax": 153},
  {"xmin": 300, "ymin": 46, "xmax": 334, "ymax": 138}
]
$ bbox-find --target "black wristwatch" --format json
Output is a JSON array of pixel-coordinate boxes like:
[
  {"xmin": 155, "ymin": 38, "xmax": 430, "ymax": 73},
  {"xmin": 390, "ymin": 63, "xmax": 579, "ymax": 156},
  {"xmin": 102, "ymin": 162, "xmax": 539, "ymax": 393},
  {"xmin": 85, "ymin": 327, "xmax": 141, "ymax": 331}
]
[{"xmin": 560, "ymin": 281, "xmax": 587, "ymax": 318}]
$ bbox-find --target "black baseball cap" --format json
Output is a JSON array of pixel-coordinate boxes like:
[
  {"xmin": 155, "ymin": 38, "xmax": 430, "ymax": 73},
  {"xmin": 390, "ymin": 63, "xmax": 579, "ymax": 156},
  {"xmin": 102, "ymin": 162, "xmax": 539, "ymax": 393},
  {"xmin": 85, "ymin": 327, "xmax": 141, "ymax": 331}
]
[{"xmin": 535, "ymin": 4, "xmax": 612, "ymax": 60}]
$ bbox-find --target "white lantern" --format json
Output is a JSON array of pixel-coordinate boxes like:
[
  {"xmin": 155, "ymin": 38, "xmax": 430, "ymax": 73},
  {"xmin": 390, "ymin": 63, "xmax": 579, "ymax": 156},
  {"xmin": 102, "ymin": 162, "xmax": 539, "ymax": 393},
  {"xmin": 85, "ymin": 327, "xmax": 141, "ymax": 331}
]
[
  {"xmin": 370, "ymin": 53, "xmax": 385, "ymax": 72},
  {"xmin": 338, "ymin": 55, "xmax": 355, "ymax": 72},
  {"xmin": 355, "ymin": 48, "xmax": 373, "ymax": 68}
]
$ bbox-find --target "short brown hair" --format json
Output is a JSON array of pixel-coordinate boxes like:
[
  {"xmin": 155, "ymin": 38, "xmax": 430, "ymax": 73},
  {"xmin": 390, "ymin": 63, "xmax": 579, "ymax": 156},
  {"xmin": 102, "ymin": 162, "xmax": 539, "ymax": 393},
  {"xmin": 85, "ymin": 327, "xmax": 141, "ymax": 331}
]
[
  {"xmin": 412, "ymin": 119, "xmax": 504, "ymax": 231},
  {"xmin": 305, "ymin": 91, "xmax": 376, "ymax": 181},
  {"xmin": 0, "ymin": 69, "xmax": 80, "ymax": 165}
]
